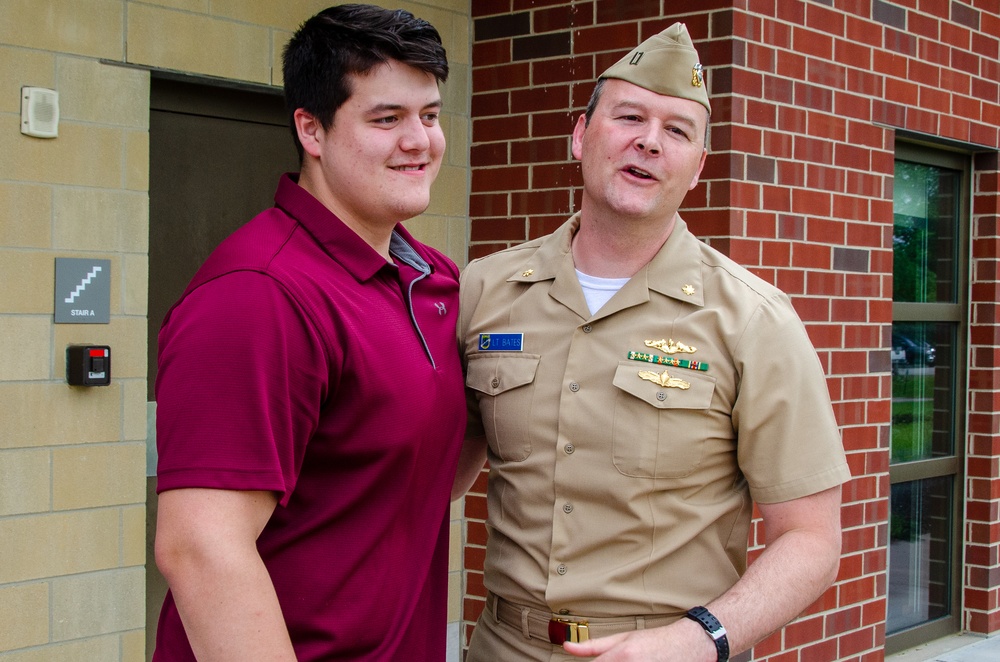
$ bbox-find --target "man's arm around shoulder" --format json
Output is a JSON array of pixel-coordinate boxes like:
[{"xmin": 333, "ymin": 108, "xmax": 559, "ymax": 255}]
[
  {"xmin": 155, "ymin": 487, "xmax": 297, "ymax": 661},
  {"xmin": 452, "ymin": 434, "xmax": 488, "ymax": 501}
]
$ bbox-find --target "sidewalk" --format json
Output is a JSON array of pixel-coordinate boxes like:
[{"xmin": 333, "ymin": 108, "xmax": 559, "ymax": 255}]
[{"xmin": 886, "ymin": 633, "xmax": 1000, "ymax": 662}]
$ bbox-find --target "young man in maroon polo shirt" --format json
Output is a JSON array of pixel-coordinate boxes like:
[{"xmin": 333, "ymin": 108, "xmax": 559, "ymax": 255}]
[{"xmin": 151, "ymin": 5, "xmax": 466, "ymax": 660}]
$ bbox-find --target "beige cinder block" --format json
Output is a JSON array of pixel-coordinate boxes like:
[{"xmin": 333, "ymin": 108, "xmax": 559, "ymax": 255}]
[
  {"xmin": 0, "ymin": 509, "xmax": 120, "ymax": 584},
  {"xmin": 126, "ymin": 4, "xmax": 271, "ymax": 84},
  {"xmin": 0, "ymin": 583, "xmax": 49, "ymax": 651}
]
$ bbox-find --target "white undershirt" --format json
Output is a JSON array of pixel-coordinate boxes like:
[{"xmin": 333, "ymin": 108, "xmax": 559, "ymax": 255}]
[{"xmin": 576, "ymin": 269, "xmax": 630, "ymax": 316}]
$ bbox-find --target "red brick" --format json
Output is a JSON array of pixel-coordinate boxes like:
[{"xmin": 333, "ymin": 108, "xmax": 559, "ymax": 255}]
[
  {"xmin": 511, "ymin": 84, "xmax": 570, "ymax": 113},
  {"xmin": 471, "ymin": 0, "xmax": 511, "ymax": 18},
  {"xmin": 473, "ymin": 61, "xmax": 529, "ymax": 93},
  {"xmin": 472, "ymin": 39, "xmax": 511, "ymax": 67},
  {"xmin": 473, "ymin": 115, "xmax": 529, "ymax": 143},
  {"xmin": 469, "ymin": 192, "xmax": 508, "ymax": 217},
  {"xmin": 573, "ymin": 23, "xmax": 641, "ymax": 56},
  {"xmin": 792, "ymin": 188, "xmax": 833, "ymax": 217},
  {"xmin": 512, "ymin": 0, "xmax": 569, "ymax": 9},
  {"xmin": 747, "ymin": 41, "xmax": 776, "ymax": 73},
  {"xmin": 746, "ymin": 98, "xmax": 777, "ymax": 128},
  {"xmin": 594, "ymin": 0, "xmax": 661, "ymax": 24},
  {"xmin": 839, "ymin": 626, "xmax": 876, "ymax": 657},
  {"xmin": 510, "ymin": 189, "xmax": 572, "ymax": 216},
  {"xmin": 471, "ymin": 165, "xmax": 528, "ymax": 193},
  {"xmin": 468, "ymin": 242, "xmax": 510, "ymax": 260},
  {"xmin": 531, "ymin": 162, "xmax": 581, "ymax": 189},
  {"xmin": 793, "ymin": 26, "xmax": 834, "ymax": 59},
  {"xmin": 533, "ymin": 56, "xmax": 594, "ymax": 86},
  {"xmin": 531, "ymin": 109, "xmax": 577, "ymax": 138},
  {"xmin": 510, "ymin": 136, "xmax": 569, "ymax": 164},
  {"xmin": 471, "ymin": 91, "xmax": 510, "ymax": 118},
  {"xmin": 470, "ymin": 217, "xmax": 526, "ymax": 242}
]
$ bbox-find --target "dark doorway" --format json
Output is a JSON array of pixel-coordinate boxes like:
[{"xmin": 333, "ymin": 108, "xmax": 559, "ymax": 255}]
[{"xmin": 145, "ymin": 76, "xmax": 299, "ymax": 660}]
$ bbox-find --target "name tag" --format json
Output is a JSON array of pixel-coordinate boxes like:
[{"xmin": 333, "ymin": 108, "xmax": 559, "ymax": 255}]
[{"xmin": 479, "ymin": 333, "xmax": 523, "ymax": 352}]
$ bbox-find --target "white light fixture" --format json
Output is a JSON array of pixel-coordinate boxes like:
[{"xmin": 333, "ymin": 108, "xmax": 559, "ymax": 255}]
[{"xmin": 21, "ymin": 87, "xmax": 59, "ymax": 138}]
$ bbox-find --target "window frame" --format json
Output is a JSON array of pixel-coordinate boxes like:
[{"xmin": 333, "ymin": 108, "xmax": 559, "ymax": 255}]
[{"xmin": 885, "ymin": 141, "xmax": 970, "ymax": 653}]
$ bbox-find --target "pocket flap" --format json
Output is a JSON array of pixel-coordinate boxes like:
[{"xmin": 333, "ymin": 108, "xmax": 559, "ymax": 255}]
[
  {"xmin": 466, "ymin": 353, "xmax": 541, "ymax": 396},
  {"xmin": 612, "ymin": 360, "xmax": 716, "ymax": 409}
]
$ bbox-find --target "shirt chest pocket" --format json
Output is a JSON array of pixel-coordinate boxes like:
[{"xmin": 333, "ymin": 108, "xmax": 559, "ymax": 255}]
[
  {"xmin": 466, "ymin": 353, "xmax": 541, "ymax": 462},
  {"xmin": 611, "ymin": 361, "xmax": 717, "ymax": 478}
]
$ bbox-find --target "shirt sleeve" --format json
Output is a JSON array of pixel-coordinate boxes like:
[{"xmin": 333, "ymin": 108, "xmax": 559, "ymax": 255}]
[
  {"xmin": 154, "ymin": 270, "xmax": 330, "ymax": 506},
  {"xmin": 732, "ymin": 292, "xmax": 852, "ymax": 504}
]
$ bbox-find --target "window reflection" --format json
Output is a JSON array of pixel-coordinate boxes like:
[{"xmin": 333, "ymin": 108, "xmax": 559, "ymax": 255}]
[
  {"xmin": 891, "ymin": 322, "xmax": 956, "ymax": 463},
  {"xmin": 888, "ymin": 477, "xmax": 953, "ymax": 634},
  {"xmin": 893, "ymin": 161, "xmax": 960, "ymax": 304}
]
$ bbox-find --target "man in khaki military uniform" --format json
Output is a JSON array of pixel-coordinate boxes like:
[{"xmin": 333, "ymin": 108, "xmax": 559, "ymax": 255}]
[{"xmin": 454, "ymin": 22, "xmax": 852, "ymax": 662}]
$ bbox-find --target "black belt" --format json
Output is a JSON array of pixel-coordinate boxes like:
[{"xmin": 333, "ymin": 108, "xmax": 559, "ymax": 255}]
[{"xmin": 486, "ymin": 591, "xmax": 679, "ymax": 645}]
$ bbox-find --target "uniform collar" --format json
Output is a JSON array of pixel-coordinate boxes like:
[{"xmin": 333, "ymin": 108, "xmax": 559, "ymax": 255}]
[
  {"xmin": 644, "ymin": 216, "xmax": 705, "ymax": 308},
  {"xmin": 273, "ymin": 173, "xmax": 427, "ymax": 281},
  {"xmin": 507, "ymin": 213, "xmax": 705, "ymax": 319}
]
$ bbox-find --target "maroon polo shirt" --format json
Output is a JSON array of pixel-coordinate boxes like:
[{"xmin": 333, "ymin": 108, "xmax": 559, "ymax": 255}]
[{"xmin": 153, "ymin": 174, "xmax": 466, "ymax": 661}]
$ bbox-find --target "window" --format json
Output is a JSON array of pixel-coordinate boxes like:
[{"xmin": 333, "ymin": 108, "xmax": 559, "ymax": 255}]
[{"xmin": 886, "ymin": 143, "xmax": 968, "ymax": 652}]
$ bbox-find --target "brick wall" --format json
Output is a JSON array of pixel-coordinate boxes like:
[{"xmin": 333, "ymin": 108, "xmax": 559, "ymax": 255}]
[
  {"xmin": 968, "ymin": 149, "xmax": 1000, "ymax": 634},
  {"xmin": 464, "ymin": 0, "xmax": 1000, "ymax": 659}
]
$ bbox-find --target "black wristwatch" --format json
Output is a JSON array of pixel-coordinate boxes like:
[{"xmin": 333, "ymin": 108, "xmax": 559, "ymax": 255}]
[{"xmin": 684, "ymin": 606, "xmax": 730, "ymax": 662}]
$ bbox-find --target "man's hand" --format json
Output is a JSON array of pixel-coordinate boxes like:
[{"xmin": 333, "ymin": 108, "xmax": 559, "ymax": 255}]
[
  {"xmin": 452, "ymin": 434, "xmax": 488, "ymax": 500},
  {"xmin": 563, "ymin": 617, "xmax": 717, "ymax": 660}
]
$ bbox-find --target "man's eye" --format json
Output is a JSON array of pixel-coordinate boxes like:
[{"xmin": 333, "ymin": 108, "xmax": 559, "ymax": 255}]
[
  {"xmin": 422, "ymin": 113, "xmax": 440, "ymax": 123},
  {"xmin": 374, "ymin": 116, "xmax": 398, "ymax": 125}
]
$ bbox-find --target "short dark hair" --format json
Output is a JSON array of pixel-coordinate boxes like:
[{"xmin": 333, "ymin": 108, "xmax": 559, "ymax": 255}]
[
  {"xmin": 282, "ymin": 4, "xmax": 449, "ymax": 160},
  {"xmin": 583, "ymin": 78, "xmax": 607, "ymax": 126}
]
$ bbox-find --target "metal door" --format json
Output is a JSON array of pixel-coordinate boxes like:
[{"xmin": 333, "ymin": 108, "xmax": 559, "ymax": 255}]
[{"xmin": 145, "ymin": 76, "xmax": 299, "ymax": 660}]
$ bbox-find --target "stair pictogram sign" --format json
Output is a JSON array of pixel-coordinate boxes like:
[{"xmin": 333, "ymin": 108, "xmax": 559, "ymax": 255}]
[{"xmin": 54, "ymin": 258, "xmax": 111, "ymax": 324}]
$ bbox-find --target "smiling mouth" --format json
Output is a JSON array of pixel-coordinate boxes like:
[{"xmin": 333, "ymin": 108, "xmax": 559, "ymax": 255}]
[
  {"xmin": 625, "ymin": 166, "xmax": 653, "ymax": 179},
  {"xmin": 393, "ymin": 165, "xmax": 424, "ymax": 172}
]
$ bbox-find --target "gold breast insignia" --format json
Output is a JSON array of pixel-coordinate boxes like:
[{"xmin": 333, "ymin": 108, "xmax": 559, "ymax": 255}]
[
  {"xmin": 644, "ymin": 338, "xmax": 697, "ymax": 354},
  {"xmin": 638, "ymin": 369, "xmax": 690, "ymax": 390}
]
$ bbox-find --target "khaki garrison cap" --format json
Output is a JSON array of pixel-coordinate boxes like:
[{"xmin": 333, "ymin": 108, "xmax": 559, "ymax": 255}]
[{"xmin": 599, "ymin": 22, "xmax": 711, "ymax": 114}]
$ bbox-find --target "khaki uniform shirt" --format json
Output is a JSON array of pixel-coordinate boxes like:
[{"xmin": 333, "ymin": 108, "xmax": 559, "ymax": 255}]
[{"xmin": 459, "ymin": 214, "xmax": 851, "ymax": 618}]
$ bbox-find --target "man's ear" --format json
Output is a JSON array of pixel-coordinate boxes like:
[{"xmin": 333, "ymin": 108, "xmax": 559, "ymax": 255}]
[
  {"xmin": 570, "ymin": 113, "xmax": 588, "ymax": 161},
  {"xmin": 293, "ymin": 108, "xmax": 324, "ymax": 159}
]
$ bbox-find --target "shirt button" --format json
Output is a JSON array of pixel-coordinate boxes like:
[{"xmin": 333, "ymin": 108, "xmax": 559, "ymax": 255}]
[
  {"xmin": 582, "ymin": 325, "xmax": 593, "ymax": 333},
  {"xmin": 656, "ymin": 391, "xmax": 666, "ymax": 401},
  {"xmin": 491, "ymin": 378, "xmax": 500, "ymax": 388},
  {"xmin": 563, "ymin": 503, "xmax": 574, "ymax": 514},
  {"xmin": 564, "ymin": 444, "xmax": 575, "ymax": 454},
  {"xmin": 559, "ymin": 609, "xmax": 570, "ymax": 615},
  {"xmin": 556, "ymin": 564, "xmax": 568, "ymax": 575},
  {"xmin": 569, "ymin": 382, "xmax": 580, "ymax": 392}
]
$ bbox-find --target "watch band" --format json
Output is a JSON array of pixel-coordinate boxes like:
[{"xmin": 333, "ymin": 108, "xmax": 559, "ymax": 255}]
[{"xmin": 684, "ymin": 606, "xmax": 730, "ymax": 662}]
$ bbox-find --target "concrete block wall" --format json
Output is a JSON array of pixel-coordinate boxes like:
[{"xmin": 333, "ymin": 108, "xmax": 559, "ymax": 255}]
[
  {"xmin": 464, "ymin": 0, "xmax": 1000, "ymax": 660},
  {"xmin": 0, "ymin": 1, "xmax": 471, "ymax": 660}
]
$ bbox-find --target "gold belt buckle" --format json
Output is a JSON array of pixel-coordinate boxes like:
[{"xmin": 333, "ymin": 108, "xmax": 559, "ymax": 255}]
[{"xmin": 548, "ymin": 618, "xmax": 589, "ymax": 644}]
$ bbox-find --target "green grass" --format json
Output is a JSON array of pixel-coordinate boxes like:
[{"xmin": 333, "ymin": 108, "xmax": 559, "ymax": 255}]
[{"xmin": 891, "ymin": 372, "xmax": 936, "ymax": 463}]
